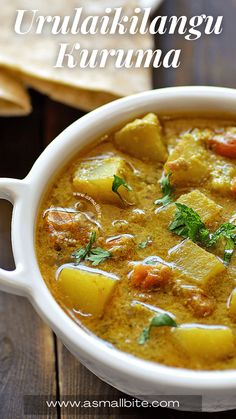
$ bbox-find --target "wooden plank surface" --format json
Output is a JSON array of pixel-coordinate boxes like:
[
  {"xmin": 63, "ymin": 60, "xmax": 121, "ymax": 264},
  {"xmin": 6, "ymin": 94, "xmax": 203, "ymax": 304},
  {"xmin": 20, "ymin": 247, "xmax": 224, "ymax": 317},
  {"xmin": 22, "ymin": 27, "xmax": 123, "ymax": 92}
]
[
  {"xmin": 155, "ymin": 0, "xmax": 236, "ymax": 88},
  {"xmin": 0, "ymin": 93, "xmax": 57, "ymax": 419},
  {"xmin": 0, "ymin": 0, "xmax": 235, "ymax": 417}
]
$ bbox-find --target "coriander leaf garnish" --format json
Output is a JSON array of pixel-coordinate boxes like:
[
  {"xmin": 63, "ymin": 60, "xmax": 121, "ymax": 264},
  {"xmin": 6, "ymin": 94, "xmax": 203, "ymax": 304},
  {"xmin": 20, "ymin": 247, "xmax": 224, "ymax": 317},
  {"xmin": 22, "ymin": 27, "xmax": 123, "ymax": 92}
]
[
  {"xmin": 209, "ymin": 223, "xmax": 236, "ymax": 264},
  {"xmin": 154, "ymin": 172, "xmax": 173, "ymax": 207},
  {"xmin": 138, "ymin": 241, "xmax": 148, "ymax": 249},
  {"xmin": 112, "ymin": 175, "xmax": 132, "ymax": 204},
  {"xmin": 72, "ymin": 231, "xmax": 96, "ymax": 264},
  {"xmin": 209, "ymin": 223, "xmax": 236, "ymax": 245},
  {"xmin": 87, "ymin": 247, "xmax": 112, "ymax": 266},
  {"xmin": 169, "ymin": 203, "xmax": 210, "ymax": 244},
  {"xmin": 139, "ymin": 313, "xmax": 177, "ymax": 345},
  {"xmin": 224, "ymin": 238, "xmax": 235, "ymax": 264},
  {"xmin": 169, "ymin": 204, "xmax": 236, "ymax": 264},
  {"xmin": 72, "ymin": 232, "xmax": 111, "ymax": 266},
  {"xmin": 138, "ymin": 237, "xmax": 152, "ymax": 249},
  {"xmin": 86, "ymin": 231, "xmax": 96, "ymax": 252}
]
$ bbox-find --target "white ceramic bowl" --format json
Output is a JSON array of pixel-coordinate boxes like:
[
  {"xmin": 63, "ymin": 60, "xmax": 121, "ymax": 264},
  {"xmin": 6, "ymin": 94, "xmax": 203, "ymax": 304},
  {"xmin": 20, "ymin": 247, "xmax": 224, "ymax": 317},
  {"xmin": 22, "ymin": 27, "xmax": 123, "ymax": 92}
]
[{"xmin": 1, "ymin": 87, "xmax": 236, "ymax": 412}]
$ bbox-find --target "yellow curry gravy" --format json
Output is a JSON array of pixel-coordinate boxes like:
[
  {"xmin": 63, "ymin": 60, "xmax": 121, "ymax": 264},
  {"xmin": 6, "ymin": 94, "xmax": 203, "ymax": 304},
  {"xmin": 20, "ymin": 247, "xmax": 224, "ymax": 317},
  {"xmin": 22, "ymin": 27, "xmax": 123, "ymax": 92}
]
[{"xmin": 36, "ymin": 115, "xmax": 236, "ymax": 370}]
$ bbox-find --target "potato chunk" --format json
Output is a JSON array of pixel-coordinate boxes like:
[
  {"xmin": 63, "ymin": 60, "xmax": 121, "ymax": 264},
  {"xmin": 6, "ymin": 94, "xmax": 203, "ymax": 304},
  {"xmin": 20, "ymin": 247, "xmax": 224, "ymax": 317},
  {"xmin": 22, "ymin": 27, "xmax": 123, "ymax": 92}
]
[
  {"xmin": 114, "ymin": 113, "xmax": 167, "ymax": 162},
  {"xmin": 168, "ymin": 239, "xmax": 225, "ymax": 285},
  {"xmin": 73, "ymin": 156, "xmax": 131, "ymax": 204},
  {"xmin": 173, "ymin": 324, "xmax": 235, "ymax": 360},
  {"xmin": 157, "ymin": 190, "xmax": 222, "ymax": 227},
  {"xmin": 164, "ymin": 134, "xmax": 209, "ymax": 185},
  {"xmin": 58, "ymin": 265, "xmax": 118, "ymax": 317},
  {"xmin": 230, "ymin": 213, "xmax": 236, "ymax": 224},
  {"xmin": 210, "ymin": 161, "xmax": 236, "ymax": 195},
  {"xmin": 177, "ymin": 190, "xmax": 222, "ymax": 224},
  {"xmin": 228, "ymin": 288, "xmax": 236, "ymax": 320}
]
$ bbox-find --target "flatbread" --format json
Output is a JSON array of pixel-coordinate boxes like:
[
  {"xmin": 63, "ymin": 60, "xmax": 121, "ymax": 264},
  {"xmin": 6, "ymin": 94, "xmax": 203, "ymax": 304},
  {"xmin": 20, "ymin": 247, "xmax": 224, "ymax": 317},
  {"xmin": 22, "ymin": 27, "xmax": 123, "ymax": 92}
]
[
  {"xmin": 0, "ymin": 69, "xmax": 31, "ymax": 116},
  {"xmin": 0, "ymin": 0, "xmax": 153, "ymax": 115}
]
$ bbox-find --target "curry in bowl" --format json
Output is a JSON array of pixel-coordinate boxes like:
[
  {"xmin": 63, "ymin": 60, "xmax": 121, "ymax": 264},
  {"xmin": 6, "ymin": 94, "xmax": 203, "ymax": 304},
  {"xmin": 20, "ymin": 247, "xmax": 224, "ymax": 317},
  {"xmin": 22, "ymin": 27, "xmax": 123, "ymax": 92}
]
[{"xmin": 36, "ymin": 113, "xmax": 236, "ymax": 370}]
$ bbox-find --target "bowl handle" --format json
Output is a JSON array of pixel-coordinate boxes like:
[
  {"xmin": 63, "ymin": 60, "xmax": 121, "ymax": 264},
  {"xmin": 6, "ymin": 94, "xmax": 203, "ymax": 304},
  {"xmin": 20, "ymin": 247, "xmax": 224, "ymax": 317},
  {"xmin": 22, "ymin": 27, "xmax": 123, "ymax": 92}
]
[{"xmin": 0, "ymin": 178, "xmax": 29, "ymax": 297}]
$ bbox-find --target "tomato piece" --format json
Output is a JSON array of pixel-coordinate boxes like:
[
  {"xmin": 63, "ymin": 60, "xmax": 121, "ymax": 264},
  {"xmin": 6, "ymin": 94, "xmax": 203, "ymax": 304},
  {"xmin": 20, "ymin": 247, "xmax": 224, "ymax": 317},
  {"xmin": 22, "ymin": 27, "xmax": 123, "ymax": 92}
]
[
  {"xmin": 44, "ymin": 208, "xmax": 95, "ymax": 246},
  {"xmin": 105, "ymin": 234, "xmax": 135, "ymax": 259},
  {"xmin": 209, "ymin": 132, "xmax": 236, "ymax": 158},
  {"xmin": 173, "ymin": 284, "xmax": 215, "ymax": 317},
  {"xmin": 130, "ymin": 263, "xmax": 172, "ymax": 290}
]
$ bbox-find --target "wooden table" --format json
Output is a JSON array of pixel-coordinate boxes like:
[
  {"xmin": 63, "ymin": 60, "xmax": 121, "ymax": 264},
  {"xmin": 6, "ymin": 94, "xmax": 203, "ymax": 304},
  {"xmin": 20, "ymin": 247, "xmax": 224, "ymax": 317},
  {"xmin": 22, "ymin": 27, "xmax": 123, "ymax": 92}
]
[{"xmin": 0, "ymin": 0, "xmax": 236, "ymax": 417}]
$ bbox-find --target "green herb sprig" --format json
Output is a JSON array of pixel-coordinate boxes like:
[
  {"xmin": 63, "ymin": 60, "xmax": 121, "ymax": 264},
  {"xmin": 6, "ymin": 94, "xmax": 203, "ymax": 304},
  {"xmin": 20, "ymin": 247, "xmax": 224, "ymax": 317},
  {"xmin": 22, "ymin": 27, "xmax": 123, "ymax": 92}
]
[
  {"xmin": 169, "ymin": 203, "xmax": 236, "ymax": 264},
  {"xmin": 154, "ymin": 172, "xmax": 173, "ymax": 207},
  {"xmin": 112, "ymin": 175, "xmax": 132, "ymax": 204},
  {"xmin": 169, "ymin": 203, "xmax": 210, "ymax": 245},
  {"xmin": 209, "ymin": 223, "xmax": 236, "ymax": 264},
  {"xmin": 72, "ymin": 232, "xmax": 112, "ymax": 266},
  {"xmin": 138, "ymin": 237, "xmax": 152, "ymax": 249},
  {"xmin": 139, "ymin": 313, "xmax": 177, "ymax": 345},
  {"xmin": 86, "ymin": 247, "xmax": 112, "ymax": 266}
]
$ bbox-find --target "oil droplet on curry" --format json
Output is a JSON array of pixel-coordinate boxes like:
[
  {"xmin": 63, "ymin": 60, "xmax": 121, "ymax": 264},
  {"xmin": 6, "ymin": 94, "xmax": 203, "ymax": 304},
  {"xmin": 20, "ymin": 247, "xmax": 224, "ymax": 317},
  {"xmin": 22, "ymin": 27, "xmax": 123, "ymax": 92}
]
[{"xmin": 36, "ymin": 114, "xmax": 236, "ymax": 370}]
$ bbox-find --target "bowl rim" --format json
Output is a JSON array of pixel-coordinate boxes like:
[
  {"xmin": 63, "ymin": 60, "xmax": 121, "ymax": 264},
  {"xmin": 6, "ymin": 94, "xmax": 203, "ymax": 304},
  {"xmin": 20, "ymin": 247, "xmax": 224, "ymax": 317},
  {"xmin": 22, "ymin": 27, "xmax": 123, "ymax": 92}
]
[{"xmin": 13, "ymin": 86, "xmax": 236, "ymax": 392}]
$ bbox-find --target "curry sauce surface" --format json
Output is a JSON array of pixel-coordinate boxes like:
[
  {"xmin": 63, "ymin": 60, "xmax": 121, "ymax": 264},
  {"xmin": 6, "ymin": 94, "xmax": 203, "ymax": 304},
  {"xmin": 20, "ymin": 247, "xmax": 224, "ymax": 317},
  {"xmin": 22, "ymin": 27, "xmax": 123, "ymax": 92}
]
[{"xmin": 36, "ymin": 117, "xmax": 236, "ymax": 370}]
